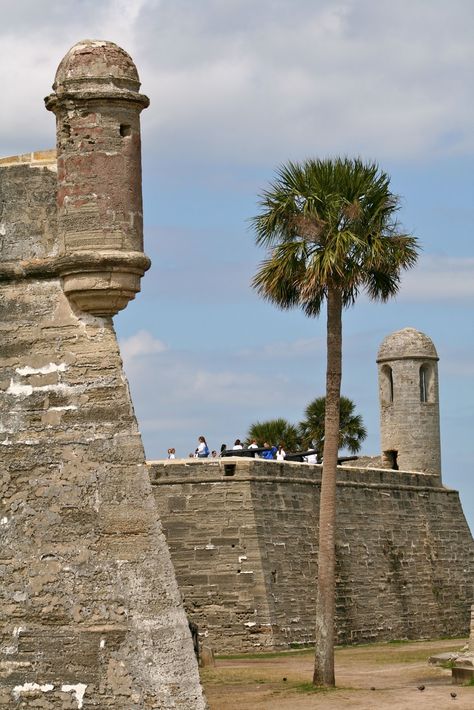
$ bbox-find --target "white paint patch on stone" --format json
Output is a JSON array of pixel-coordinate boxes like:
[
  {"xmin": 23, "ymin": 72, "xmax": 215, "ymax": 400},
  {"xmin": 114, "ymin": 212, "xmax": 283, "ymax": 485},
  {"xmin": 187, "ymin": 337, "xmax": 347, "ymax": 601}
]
[
  {"xmin": 16, "ymin": 362, "xmax": 67, "ymax": 376},
  {"xmin": 7, "ymin": 380, "xmax": 81, "ymax": 397},
  {"xmin": 7, "ymin": 380, "xmax": 33, "ymax": 396},
  {"xmin": 238, "ymin": 555, "xmax": 247, "ymax": 562},
  {"xmin": 0, "ymin": 223, "xmax": 6, "ymax": 236},
  {"xmin": 0, "ymin": 517, "xmax": 9, "ymax": 526},
  {"xmin": 13, "ymin": 627, "xmax": 25, "ymax": 637},
  {"xmin": 61, "ymin": 683, "xmax": 87, "ymax": 708},
  {"xmin": 49, "ymin": 405, "xmax": 77, "ymax": 411},
  {"xmin": 205, "ymin": 543, "xmax": 215, "ymax": 550},
  {"xmin": 240, "ymin": 570, "xmax": 254, "ymax": 574},
  {"xmin": 244, "ymin": 621, "xmax": 257, "ymax": 627},
  {"xmin": 100, "ymin": 638, "xmax": 106, "ymax": 648},
  {"xmin": 13, "ymin": 682, "xmax": 54, "ymax": 699}
]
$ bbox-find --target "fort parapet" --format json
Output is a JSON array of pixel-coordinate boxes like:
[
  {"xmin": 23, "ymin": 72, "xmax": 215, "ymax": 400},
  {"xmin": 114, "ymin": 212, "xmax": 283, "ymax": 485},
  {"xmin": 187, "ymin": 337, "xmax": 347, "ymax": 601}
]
[{"xmin": 149, "ymin": 458, "xmax": 474, "ymax": 653}]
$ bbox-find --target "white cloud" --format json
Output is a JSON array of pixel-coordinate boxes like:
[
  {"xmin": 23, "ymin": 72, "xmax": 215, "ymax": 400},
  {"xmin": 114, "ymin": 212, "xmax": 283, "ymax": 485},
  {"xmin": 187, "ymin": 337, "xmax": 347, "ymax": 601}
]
[
  {"xmin": 136, "ymin": 0, "xmax": 474, "ymax": 163},
  {"xmin": 120, "ymin": 330, "xmax": 167, "ymax": 364},
  {"xmin": 399, "ymin": 255, "xmax": 474, "ymax": 301},
  {"xmin": 1, "ymin": 1, "xmax": 473, "ymax": 162},
  {"xmin": 118, "ymin": 329, "xmax": 313, "ymax": 456}
]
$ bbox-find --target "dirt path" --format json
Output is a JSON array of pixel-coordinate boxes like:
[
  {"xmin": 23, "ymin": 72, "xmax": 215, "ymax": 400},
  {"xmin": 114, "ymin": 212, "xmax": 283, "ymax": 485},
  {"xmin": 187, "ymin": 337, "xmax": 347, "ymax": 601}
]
[{"xmin": 201, "ymin": 638, "xmax": 473, "ymax": 710}]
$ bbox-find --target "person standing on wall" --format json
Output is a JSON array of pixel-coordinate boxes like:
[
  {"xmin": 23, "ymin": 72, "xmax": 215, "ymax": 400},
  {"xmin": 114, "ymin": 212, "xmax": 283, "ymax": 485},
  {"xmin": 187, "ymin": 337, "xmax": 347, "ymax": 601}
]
[
  {"xmin": 276, "ymin": 444, "xmax": 286, "ymax": 461},
  {"xmin": 195, "ymin": 436, "xmax": 209, "ymax": 458}
]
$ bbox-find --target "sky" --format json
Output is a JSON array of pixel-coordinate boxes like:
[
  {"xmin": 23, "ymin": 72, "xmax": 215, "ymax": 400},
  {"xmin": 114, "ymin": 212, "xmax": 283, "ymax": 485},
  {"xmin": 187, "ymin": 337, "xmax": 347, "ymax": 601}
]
[{"xmin": 0, "ymin": 0, "xmax": 473, "ymax": 532}]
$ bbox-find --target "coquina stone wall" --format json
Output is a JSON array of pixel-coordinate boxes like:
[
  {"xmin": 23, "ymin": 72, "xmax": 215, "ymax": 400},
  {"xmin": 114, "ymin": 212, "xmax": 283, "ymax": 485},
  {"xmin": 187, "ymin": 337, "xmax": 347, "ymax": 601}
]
[
  {"xmin": 378, "ymin": 328, "xmax": 442, "ymax": 475},
  {"xmin": 149, "ymin": 458, "xmax": 474, "ymax": 653},
  {"xmin": 0, "ymin": 37, "xmax": 207, "ymax": 710}
]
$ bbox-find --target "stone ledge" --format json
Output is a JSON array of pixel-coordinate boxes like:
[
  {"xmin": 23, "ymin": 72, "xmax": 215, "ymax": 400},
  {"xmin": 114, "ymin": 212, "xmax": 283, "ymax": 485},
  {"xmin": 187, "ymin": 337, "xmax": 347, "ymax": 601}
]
[
  {"xmin": 0, "ymin": 149, "xmax": 56, "ymax": 167},
  {"xmin": 147, "ymin": 459, "xmax": 443, "ymax": 490},
  {"xmin": 150, "ymin": 475, "xmax": 453, "ymax": 494},
  {"xmin": 0, "ymin": 251, "xmax": 151, "ymax": 283}
]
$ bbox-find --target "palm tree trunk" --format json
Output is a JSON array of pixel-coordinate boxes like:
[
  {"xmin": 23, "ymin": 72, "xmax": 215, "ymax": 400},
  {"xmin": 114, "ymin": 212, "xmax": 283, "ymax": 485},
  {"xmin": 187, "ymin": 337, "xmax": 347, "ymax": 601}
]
[{"xmin": 313, "ymin": 285, "xmax": 342, "ymax": 686}]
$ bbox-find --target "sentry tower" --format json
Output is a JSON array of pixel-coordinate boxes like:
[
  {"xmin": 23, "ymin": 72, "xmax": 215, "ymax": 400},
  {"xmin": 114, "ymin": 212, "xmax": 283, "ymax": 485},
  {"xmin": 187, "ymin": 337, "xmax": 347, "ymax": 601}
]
[
  {"xmin": 45, "ymin": 39, "xmax": 150, "ymax": 316},
  {"xmin": 377, "ymin": 327, "xmax": 441, "ymax": 477}
]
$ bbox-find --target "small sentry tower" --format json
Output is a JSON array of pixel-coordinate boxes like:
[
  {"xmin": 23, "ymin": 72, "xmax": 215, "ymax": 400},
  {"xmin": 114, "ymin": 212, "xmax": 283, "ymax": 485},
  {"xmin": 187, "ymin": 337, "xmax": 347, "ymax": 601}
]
[{"xmin": 377, "ymin": 327, "xmax": 441, "ymax": 478}]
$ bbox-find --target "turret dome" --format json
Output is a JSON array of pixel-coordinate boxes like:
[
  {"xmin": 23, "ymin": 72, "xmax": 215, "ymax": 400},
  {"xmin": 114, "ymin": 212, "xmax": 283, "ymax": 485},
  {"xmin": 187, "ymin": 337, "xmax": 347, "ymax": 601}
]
[
  {"xmin": 53, "ymin": 39, "xmax": 141, "ymax": 93},
  {"xmin": 377, "ymin": 327, "xmax": 438, "ymax": 363}
]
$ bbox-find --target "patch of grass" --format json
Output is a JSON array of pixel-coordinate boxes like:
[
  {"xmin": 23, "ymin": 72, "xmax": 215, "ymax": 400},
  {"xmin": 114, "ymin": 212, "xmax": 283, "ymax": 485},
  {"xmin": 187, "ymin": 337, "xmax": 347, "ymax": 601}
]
[
  {"xmin": 201, "ymin": 669, "xmax": 269, "ymax": 686},
  {"xmin": 289, "ymin": 642, "xmax": 313, "ymax": 650},
  {"xmin": 439, "ymin": 660, "xmax": 456, "ymax": 669},
  {"xmin": 293, "ymin": 681, "xmax": 338, "ymax": 694},
  {"xmin": 214, "ymin": 637, "xmax": 469, "ymax": 667},
  {"xmin": 465, "ymin": 677, "xmax": 474, "ymax": 687},
  {"xmin": 215, "ymin": 648, "xmax": 314, "ymax": 660}
]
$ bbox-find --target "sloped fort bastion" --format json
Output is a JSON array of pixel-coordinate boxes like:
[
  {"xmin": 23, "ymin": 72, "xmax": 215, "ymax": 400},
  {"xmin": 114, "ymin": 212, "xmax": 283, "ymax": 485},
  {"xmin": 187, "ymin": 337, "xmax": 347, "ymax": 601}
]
[{"xmin": 0, "ymin": 41, "xmax": 206, "ymax": 709}]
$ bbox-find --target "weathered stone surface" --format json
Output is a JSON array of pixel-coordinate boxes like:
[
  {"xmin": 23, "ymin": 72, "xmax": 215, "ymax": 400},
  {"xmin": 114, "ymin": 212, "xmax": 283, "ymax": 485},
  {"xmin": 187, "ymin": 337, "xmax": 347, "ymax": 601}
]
[
  {"xmin": 0, "ymin": 273, "xmax": 206, "ymax": 707},
  {"xmin": 470, "ymin": 603, "xmax": 474, "ymax": 653},
  {"xmin": 0, "ymin": 39, "xmax": 207, "ymax": 709},
  {"xmin": 149, "ymin": 458, "xmax": 474, "ymax": 653},
  {"xmin": 44, "ymin": 40, "xmax": 150, "ymax": 316},
  {"xmin": 377, "ymin": 327, "xmax": 441, "ymax": 475},
  {"xmin": 0, "ymin": 152, "xmax": 58, "ymax": 262}
]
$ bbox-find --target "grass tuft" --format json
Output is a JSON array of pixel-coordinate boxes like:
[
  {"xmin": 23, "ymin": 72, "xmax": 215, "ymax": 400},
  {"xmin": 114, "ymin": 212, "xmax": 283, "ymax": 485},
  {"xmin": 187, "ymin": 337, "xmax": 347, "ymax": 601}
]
[{"xmin": 294, "ymin": 681, "xmax": 338, "ymax": 694}]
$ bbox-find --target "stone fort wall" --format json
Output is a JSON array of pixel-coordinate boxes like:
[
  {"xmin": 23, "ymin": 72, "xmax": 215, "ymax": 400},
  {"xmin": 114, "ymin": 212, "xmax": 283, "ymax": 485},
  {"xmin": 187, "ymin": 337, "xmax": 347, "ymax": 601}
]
[
  {"xmin": 149, "ymin": 458, "xmax": 474, "ymax": 653},
  {"xmin": 0, "ymin": 36, "xmax": 208, "ymax": 707},
  {"xmin": 0, "ymin": 151, "xmax": 206, "ymax": 708}
]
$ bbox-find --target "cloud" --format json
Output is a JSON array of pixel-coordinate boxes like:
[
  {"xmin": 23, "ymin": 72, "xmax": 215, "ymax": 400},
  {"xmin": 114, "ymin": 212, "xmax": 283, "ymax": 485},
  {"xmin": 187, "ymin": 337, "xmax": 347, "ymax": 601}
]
[
  {"xmin": 120, "ymin": 330, "xmax": 167, "ymax": 364},
  {"xmin": 399, "ymin": 255, "xmax": 474, "ymax": 301},
  {"xmin": 118, "ymin": 329, "xmax": 314, "ymax": 456},
  {"xmin": 136, "ymin": 0, "xmax": 474, "ymax": 163},
  {"xmin": 1, "ymin": 1, "xmax": 474, "ymax": 163}
]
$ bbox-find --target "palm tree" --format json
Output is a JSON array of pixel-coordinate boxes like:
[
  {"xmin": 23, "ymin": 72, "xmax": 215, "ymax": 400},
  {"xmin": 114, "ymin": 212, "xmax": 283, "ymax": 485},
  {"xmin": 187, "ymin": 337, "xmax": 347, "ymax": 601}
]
[
  {"xmin": 251, "ymin": 157, "xmax": 418, "ymax": 686},
  {"xmin": 299, "ymin": 395, "xmax": 367, "ymax": 455},
  {"xmin": 247, "ymin": 418, "xmax": 300, "ymax": 451}
]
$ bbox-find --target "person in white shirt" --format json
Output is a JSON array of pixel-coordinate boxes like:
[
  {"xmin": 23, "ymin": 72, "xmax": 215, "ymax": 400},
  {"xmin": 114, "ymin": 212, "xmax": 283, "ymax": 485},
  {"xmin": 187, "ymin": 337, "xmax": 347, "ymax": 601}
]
[
  {"xmin": 276, "ymin": 444, "xmax": 286, "ymax": 461},
  {"xmin": 195, "ymin": 436, "xmax": 209, "ymax": 457},
  {"xmin": 233, "ymin": 439, "xmax": 243, "ymax": 450},
  {"xmin": 248, "ymin": 439, "xmax": 260, "ymax": 457}
]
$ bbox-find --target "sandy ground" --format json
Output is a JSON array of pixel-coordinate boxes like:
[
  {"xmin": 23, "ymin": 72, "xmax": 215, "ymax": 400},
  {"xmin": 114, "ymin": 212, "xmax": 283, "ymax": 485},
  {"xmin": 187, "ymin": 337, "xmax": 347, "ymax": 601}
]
[{"xmin": 201, "ymin": 638, "xmax": 473, "ymax": 710}]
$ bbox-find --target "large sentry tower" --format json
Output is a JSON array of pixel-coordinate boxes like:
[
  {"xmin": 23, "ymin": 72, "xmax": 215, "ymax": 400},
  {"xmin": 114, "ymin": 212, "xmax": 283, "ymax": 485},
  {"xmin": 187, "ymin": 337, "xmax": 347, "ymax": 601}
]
[
  {"xmin": 377, "ymin": 327, "xmax": 441, "ymax": 477},
  {"xmin": 45, "ymin": 39, "xmax": 150, "ymax": 316}
]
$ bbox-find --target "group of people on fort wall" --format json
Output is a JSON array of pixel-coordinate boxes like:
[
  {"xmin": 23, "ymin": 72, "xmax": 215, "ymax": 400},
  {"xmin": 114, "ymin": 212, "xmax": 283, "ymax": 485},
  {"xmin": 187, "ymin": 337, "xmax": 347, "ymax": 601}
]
[{"xmin": 166, "ymin": 436, "xmax": 319, "ymax": 463}]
